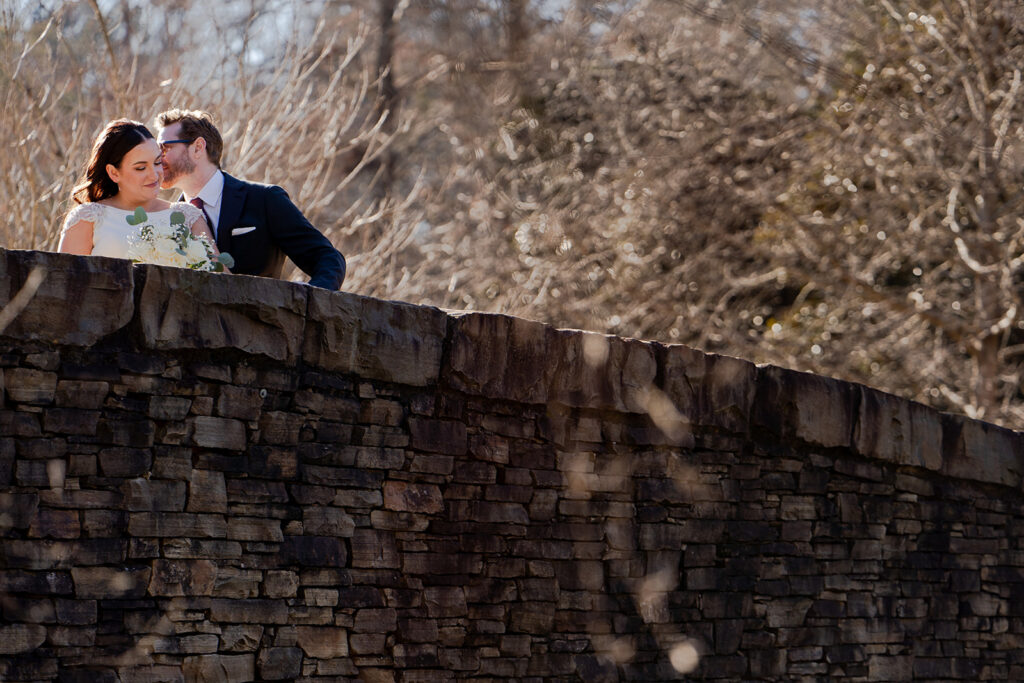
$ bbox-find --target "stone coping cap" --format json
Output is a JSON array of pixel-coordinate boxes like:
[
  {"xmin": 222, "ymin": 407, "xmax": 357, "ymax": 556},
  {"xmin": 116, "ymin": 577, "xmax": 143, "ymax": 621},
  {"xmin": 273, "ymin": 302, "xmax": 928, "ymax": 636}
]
[{"xmin": 2, "ymin": 248, "xmax": 1021, "ymax": 489}]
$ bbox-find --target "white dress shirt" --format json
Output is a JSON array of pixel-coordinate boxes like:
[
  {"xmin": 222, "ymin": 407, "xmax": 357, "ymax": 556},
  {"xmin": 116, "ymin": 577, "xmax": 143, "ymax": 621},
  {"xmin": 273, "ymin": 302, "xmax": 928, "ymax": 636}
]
[{"xmin": 186, "ymin": 169, "xmax": 225, "ymax": 237}]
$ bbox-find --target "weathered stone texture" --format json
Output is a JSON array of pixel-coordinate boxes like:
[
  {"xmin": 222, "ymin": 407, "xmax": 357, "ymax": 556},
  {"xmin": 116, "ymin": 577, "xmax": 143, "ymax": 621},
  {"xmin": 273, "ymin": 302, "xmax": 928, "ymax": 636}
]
[
  {"xmin": 138, "ymin": 266, "xmax": 307, "ymax": 362},
  {"xmin": 0, "ymin": 250, "xmax": 134, "ymax": 346},
  {"xmin": 303, "ymin": 289, "xmax": 447, "ymax": 386},
  {"xmin": 0, "ymin": 250, "xmax": 1022, "ymax": 682}
]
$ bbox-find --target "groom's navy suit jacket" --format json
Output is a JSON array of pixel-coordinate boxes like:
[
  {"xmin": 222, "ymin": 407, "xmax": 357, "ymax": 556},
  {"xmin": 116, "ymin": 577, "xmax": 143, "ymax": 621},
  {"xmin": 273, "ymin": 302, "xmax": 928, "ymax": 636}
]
[{"xmin": 212, "ymin": 172, "xmax": 346, "ymax": 290}]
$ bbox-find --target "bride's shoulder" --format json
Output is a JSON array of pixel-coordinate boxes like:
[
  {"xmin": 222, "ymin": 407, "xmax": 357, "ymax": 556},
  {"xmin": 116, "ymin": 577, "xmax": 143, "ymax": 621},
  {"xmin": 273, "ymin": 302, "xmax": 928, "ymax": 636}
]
[{"xmin": 61, "ymin": 202, "xmax": 104, "ymax": 231}]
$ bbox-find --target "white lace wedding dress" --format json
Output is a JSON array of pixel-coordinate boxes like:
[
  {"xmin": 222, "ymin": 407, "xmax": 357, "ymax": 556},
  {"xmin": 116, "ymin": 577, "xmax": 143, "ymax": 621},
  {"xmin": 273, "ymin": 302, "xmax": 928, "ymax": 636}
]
[{"xmin": 61, "ymin": 202, "xmax": 205, "ymax": 258}]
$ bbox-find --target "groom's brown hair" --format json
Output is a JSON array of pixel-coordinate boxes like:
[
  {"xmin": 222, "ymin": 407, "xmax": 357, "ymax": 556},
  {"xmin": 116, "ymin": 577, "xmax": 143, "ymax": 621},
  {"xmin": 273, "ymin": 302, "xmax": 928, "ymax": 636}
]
[{"xmin": 155, "ymin": 109, "xmax": 224, "ymax": 167}]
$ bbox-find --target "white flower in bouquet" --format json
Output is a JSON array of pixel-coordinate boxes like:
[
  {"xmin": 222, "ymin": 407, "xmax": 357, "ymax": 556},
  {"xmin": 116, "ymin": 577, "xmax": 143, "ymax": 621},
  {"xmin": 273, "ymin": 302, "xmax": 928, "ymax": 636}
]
[{"xmin": 124, "ymin": 207, "xmax": 234, "ymax": 272}]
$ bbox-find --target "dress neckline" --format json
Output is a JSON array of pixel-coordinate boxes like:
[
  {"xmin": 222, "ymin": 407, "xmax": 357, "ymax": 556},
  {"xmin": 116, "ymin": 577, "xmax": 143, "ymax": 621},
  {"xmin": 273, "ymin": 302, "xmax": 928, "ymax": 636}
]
[{"xmin": 98, "ymin": 203, "xmax": 178, "ymax": 213}]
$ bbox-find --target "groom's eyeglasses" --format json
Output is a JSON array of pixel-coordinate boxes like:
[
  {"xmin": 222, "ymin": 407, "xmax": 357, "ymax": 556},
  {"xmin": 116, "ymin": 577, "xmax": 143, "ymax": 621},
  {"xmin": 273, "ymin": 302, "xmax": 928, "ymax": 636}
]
[{"xmin": 158, "ymin": 138, "xmax": 193, "ymax": 152}]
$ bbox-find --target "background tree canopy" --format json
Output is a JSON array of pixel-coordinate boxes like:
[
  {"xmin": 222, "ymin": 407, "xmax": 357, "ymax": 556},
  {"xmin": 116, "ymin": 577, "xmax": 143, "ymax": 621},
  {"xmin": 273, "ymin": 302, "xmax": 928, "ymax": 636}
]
[{"xmin": 5, "ymin": 0, "xmax": 1024, "ymax": 427}]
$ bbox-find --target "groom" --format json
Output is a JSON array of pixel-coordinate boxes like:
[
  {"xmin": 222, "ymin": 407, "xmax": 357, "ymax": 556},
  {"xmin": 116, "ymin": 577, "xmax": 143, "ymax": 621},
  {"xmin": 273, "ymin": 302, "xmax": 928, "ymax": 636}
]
[{"xmin": 154, "ymin": 109, "xmax": 346, "ymax": 290}]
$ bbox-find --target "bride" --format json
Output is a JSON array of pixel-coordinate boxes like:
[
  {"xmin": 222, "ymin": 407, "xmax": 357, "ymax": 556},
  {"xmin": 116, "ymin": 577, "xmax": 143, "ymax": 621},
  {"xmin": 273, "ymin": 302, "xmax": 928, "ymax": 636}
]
[{"xmin": 59, "ymin": 118, "xmax": 224, "ymax": 265}]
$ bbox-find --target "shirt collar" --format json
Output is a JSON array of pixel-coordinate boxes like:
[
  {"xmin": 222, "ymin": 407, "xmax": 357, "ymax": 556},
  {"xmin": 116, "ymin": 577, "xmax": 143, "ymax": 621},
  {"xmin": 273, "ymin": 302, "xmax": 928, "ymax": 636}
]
[{"xmin": 192, "ymin": 169, "xmax": 225, "ymax": 210}]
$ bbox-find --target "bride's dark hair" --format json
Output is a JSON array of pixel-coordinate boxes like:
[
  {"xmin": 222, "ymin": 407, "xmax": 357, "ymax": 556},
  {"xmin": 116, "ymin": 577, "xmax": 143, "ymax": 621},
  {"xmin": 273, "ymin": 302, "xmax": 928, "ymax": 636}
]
[{"xmin": 71, "ymin": 119, "xmax": 154, "ymax": 204}]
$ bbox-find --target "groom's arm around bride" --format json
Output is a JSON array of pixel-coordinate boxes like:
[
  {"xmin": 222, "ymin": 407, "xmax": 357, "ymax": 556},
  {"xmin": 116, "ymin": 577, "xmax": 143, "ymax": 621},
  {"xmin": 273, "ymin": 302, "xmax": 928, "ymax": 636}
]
[{"xmin": 155, "ymin": 109, "xmax": 346, "ymax": 291}]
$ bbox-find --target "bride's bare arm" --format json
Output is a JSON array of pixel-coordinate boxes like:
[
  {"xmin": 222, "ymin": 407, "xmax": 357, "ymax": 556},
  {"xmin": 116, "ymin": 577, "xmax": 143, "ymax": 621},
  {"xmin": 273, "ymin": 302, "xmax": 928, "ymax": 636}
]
[{"xmin": 58, "ymin": 221, "xmax": 94, "ymax": 255}]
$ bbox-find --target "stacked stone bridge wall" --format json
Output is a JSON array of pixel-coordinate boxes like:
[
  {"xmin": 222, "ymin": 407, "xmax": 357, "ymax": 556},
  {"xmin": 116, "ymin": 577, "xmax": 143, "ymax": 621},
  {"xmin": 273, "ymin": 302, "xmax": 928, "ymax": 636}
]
[{"xmin": 1, "ymin": 249, "xmax": 1023, "ymax": 681}]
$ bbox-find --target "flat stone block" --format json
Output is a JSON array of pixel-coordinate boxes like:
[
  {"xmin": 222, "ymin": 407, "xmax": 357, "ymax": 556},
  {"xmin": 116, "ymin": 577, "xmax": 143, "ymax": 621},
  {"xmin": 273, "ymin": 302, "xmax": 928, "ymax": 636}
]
[
  {"xmin": 752, "ymin": 364, "xmax": 856, "ymax": 449},
  {"xmin": 99, "ymin": 448, "xmax": 152, "ymax": 477},
  {"xmin": 153, "ymin": 447, "xmax": 192, "ymax": 480},
  {"xmin": 265, "ymin": 570, "xmax": 300, "ymax": 599},
  {"xmin": 302, "ymin": 506, "xmax": 355, "ymax": 537},
  {"xmin": 149, "ymin": 396, "xmax": 192, "ymax": 421},
  {"xmin": 257, "ymin": 646, "xmax": 303, "ymax": 680},
  {"xmin": 296, "ymin": 626, "xmax": 349, "ymax": 658},
  {"xmin": 279, "ymin": 536, "xmax": 346, "ymax": 567},
  {"xmin": 0, "ymin": 569, "xmax": 71, "ymax": 596},
  {"xmin": 449, "ymin": 500, "xmax": 528, "ymax": 524},
  {"xmin": 0, "ymin": 250, "xmax": 134, "ymax": 347},
  {"xmin": 146, "ymin": 633, "xmax": 220, "ymax": 654},
  {"xmin": 2, "ymin": 595, "xmax": 54, "ymax": 623},
  {"xmin": 304, "ymin": 588, "xmax": 339, "ymax": 607},
  {"xmin": 447, "ymin": 312, "xmax": 551, "ymax": 403},
  {"xmin": 217, "ymin": 385, "xmax": 263, "ymax": 420},
  {"xmin": 118, "ymin": 666, "xmax": 184, "ymax": 683},
  {"xmin": 354, "ymin": 608, "xmax": 398, "ymax": 632},
  {"xmin": 944, "ymin": 415, "xmax": 1024, "ymax": 488},
  {"xmin": 304, "ymin": 289, "xmax": 447, "ymax": 386},
  {"xmin": 0, "ymin": 492, "xmax": 38, "ymax": 530},
  {"xmin": 350, "ymin": 633, "xmax": 387, "ymax": 655},
  {"xmin": 55, "ymin": 378, "xmax": 109, "ymax": 411},
  {"xmin": 191, "ymin": 416, "xmax": 247, "ymax": 450},
  {"xmin": 139, "ymin": 265, "xmax": 307, "ymax": 363},
  {"xmin": 424, "ymin": 586, "xmax": 468, "ymax": 618},
  {"xmin": 213, "ymin": 567, "xmax": 262, "ymax": 599},
  {"xmin": 661, "ymin": 344, "xmax": 757, "ymax": 433},
  {"xmin": 383, "ymin": 481, "xmax": 444, "ymax": 514},
  {"xmin": 0, "ymin": 411, "xmax": 41, "ymax": 437},
  {"xmin": 258, "ymin": 411, "xmax": 303, "ymax": 445},
  {"xmin": 44, "ymin": 408, "xmax": 100, "ymax": 435},
  {"xmin": 220, "ymin": 625, "xmax": 264, "ymax": 653},
  {"xmin": 7, "ymin": 368, "xmax": 57, "ymax": 404},
  {"xmin": 183, "ymin": 654, "xmax": 256, "ymax": 682},
  {"xmin": 408, "ymin": 417, "xmax": 468, "ymax": 455},
  {"xmin": 98, "ymin": 417, "xmax": 156, "ymax": 447},
  {"xmin": 188, "ymin": 469, "xmax": 228, "ymax": 513},
  {"xmin": 149, "ymin": 559, "xmax": 217, "ymax": 597},
  {"xmin": 227, "ymin": 478, "xmax": 289, "ymax": 503},
  {"xmin": 128, "ymin": 512, "xmax": 226, "ymax": 538},
  {"xmin": 351, "ymin": 529, "xmax": 400, "ymax": 569},
  {"xmin": 28, "ymin": 507, "xmax": 80, "ymax": 539},
  {"xmin": 55, "ymin": 598, "xmax": 97, "ymax": 625},
  {"xmin": 123, "ymin": 479, "xmax": 187, "ymax": 512},
  {"xmin": 49, "ymin": 625, "xmax": 97, "ymax": 648},
  {"xmin": 549, "ymin": 330, "xmax": 659, "ymax": 414},
  {"xmin": 211, "ymin": 599, "xmax": 289, "ymax": 624},
  {"xmin": 3, "ymin": 539, "xmax": 126, "ymax": 569},
  {"xmin": 162, "ymin": 538, "xmax": 242, "ymax": 560},
  {"xmin": 227, "ymin": 517, "xmax": 283, "ymax": 543},
  {"xmin": 855, "ymin": 387, "xmax": 942, "ymax": 471},
  {"xmin": 72, "ymin": 565, "xmax": 151, "ymax": 598}
]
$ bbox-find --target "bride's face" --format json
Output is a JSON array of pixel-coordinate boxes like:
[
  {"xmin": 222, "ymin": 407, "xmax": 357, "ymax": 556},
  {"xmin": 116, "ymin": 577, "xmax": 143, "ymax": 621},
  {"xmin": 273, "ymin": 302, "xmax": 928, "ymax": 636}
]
[{"xmin": 106, "ymin": 139, "xmax": 163, "ymax": 203}]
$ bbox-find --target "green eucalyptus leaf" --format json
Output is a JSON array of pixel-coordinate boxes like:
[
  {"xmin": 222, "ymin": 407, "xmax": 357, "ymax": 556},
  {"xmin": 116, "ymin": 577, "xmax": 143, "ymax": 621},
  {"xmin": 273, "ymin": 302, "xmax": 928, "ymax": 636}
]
[
  {"xmin": 170, "ymin": 211, "xmax": 185, "ymax": 225},
  {"xmin": 125, "ymin": 206, "xmax": 148, "ymax": 226},
  {"xmin": 218, "ymin": 252, "xmax": 236, "ymax": 269}
]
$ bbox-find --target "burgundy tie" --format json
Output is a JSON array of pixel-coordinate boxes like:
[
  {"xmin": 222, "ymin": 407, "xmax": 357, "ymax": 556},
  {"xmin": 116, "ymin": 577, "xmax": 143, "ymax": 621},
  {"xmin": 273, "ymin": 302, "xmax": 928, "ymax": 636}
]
[{"xmin": 189, "ymin": 197, "xmax": 214, "ymax": 234}]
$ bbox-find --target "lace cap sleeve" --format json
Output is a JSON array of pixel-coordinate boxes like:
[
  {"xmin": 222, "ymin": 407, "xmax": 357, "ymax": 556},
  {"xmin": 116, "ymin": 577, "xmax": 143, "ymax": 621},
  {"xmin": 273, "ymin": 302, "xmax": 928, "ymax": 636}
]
[
  {"xmin": 170, "ymin": 202, "xmax": 205, "ymax": 228},
  {"xmin": 61, "ymin": 203, "xmax": 103, "ymax": 235}
]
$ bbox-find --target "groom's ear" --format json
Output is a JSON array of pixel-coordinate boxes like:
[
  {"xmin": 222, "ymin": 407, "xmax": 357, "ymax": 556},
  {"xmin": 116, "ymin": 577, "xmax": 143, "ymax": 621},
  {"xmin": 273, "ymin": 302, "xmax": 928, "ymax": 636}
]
[{"xmin": 194, "ymin": 137, "xmax": 207, "ymax": 158}]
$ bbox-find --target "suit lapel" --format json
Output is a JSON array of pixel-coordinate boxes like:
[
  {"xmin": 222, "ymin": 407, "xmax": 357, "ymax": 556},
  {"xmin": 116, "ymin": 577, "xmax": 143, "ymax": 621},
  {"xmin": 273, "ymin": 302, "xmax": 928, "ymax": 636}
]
[{"xmin": 218, "ymin": 172, "xmax": 246, "ymax": 254}]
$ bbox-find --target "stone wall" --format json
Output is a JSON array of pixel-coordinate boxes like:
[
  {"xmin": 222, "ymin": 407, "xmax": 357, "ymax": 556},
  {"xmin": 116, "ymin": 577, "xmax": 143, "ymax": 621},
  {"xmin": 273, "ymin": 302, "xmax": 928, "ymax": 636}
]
[{"xmin": 1, "ymin": 248, "xmax": 1023, "ymax": 682}]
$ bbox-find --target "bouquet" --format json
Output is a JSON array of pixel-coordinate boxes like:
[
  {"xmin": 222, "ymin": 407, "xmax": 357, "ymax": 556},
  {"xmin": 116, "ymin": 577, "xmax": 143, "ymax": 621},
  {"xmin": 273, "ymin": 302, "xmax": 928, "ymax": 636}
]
[{"xmin": 124, "ymin": 207, "xmax": 234, "ymax": 272}]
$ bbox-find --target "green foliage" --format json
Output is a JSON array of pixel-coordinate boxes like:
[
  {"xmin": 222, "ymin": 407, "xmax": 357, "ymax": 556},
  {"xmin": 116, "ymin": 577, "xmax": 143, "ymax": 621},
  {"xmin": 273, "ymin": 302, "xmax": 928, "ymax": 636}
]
[{"xmin": 125, "ymin": 207, "xmax": 148, "ymax": 226}]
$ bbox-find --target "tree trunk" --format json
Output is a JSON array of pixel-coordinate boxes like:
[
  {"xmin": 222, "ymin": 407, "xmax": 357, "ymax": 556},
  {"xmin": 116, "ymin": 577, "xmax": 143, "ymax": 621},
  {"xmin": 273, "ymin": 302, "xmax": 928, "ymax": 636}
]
[{"xmin": 375, "ymin": 0, "xmax": 398, "ymax": 197}]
